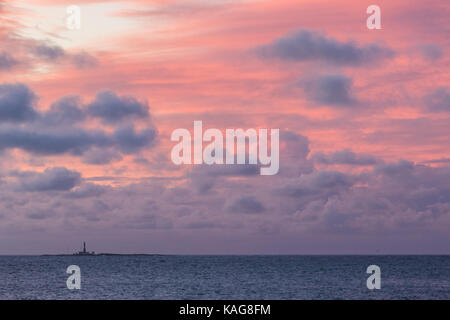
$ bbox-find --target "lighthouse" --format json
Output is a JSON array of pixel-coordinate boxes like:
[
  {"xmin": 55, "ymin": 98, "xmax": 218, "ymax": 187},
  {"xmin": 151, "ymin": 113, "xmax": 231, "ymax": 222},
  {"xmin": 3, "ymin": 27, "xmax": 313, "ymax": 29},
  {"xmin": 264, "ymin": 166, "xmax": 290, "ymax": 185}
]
[{"xmin": 74, "ymin": 241, "xmax": 95, "ymax": 256}]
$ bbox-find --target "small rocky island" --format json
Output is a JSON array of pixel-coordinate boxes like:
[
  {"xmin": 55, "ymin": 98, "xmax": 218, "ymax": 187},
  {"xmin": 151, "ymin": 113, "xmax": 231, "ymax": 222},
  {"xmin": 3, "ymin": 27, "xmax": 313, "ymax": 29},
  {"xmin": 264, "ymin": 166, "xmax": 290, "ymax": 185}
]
[{"xmin": 41, "ymin": 242, "xmax": 162, "ymax": 256}]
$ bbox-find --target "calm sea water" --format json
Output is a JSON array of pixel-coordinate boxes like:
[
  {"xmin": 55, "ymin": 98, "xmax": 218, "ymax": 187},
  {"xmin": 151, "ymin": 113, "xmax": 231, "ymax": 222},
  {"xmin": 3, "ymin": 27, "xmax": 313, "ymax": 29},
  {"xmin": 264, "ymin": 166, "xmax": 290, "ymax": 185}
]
[{"xmin": 0, "ymin": 255, "xmax": 448, "ymax": 299}]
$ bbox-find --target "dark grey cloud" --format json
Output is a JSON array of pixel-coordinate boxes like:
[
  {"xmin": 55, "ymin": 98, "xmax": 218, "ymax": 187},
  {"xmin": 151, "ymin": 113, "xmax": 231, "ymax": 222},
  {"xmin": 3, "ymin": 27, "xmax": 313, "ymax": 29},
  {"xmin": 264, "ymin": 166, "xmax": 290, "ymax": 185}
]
[
  {"xmin": 0, "ymin": 83, "xmax": 157, "ymax": 160},
  {"xmin": 281, "ymin": 130, "xmax": 310, "ymax": 159},
  {"xmin": 371, "ymin": 162, "xmax": 450, "ymax": 218},
  {"xmin": 278, "ymin": 130, "xmax": 314, "ymax": 176},
  {"xmin": 0, "ymin": 83, "xmax": 37, "ymax": 122},
  {"xmin": 269, "ymin": 160, "xmax": 450, "ymax": 235},
  {"xmin": 312, "ymin": 150, "xmax": 378, "ymax": 166},
  {"xmin": 301, "ymin": 74, "xmax": 357, "ymax": 106},
  {"xmin": 1, "ymin": 155, "xmax": 449, "ymax": 252},
  {"xmin": 114, "ymin": 125, "xmax": 157, "ymax": 154},
  {"xmin": 29, "ymin": 42, "xmax": 98, "ymax": 70},
  {"xmin": 421, "ymin": 157, "xmax": 450, "ymax": 164},
  {"xmin": 303, "ymin": 170, "xmax": 354, "ymax": 189},
  {"xmin": 226, "ymin": 195, "xmax": 265, "ymax": 214},
  {"xmin": 0, "ymin": 125, "xmax": 156, "ymax": 156},
  {"xmin": 279, "ymin": 170, "xmax": 354, "ymax": 198},
  {"xmin": 0, "ymin": 83, "xmax": 151, "ymax": 128},
  {"xmin": 42, "ymin": 95, "xmax": 85, "ymax": 125},
  {"xmin": 257, "ymin": 29, "xmax": 395, "ymax": 66},
  {"xmin": 375, "ymin": 159, "xmax": 414, "ymax": 176},
  {"xmin": 87, "ymin": 90, "xmax": 150, "ymax": 124},
  {"xmin": 0, "ymin": 126, "xmax": 112, "ymax": 155},
  {"xmin": 423, "ymin": 87, "xmax": 450, "ymax": 112},
  {"xmin": 0, "ymin": 51, "xmax": 19, "ymax": 70},
  {"xmin": 15, "ymin": 167, "xmax": 81, "ymax": 192},
  {"xmin": 32, "ymin": 43, "xmax": 66, "ymax": 61}
]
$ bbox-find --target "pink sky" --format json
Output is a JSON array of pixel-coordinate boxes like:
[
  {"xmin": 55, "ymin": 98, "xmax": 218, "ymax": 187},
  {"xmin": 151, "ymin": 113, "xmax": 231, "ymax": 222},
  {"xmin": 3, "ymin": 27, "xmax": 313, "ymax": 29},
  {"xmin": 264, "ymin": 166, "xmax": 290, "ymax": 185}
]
[{"xmin": 0, "ymin": 0, "xmax": 449, "ymax": 254}]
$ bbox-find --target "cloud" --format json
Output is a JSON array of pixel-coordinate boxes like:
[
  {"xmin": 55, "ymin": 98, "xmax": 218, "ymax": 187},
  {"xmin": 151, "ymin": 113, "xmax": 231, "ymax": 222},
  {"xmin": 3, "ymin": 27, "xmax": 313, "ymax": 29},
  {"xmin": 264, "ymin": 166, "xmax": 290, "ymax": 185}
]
[
  {"xmin": 42, "ymin": 95, "xmax": 85, "ymax": 125},
  {"xmin": 67, "ymin": 183, "xmax": 109, "ymax": 198},
  {"xmin": 0, "ymin": 51, "xmax": 19, "ymax": 70},
  {"xmin": 0, "ymin": 125, "xmax": 157, "ymax": 156},
  {"xmin": 0, "ymin": 126, "xmax": 111, "ymax": 155},
  {"xmin": 82, "ymin": 148, "xmax": 122, "ymax": 165},
  {"xmin": 279, "ymin": 170, "xmax": 354, "ymax": 198},
  {"xmin": 32, "ymin": 43, "xmax": 66, "ymax": 61},
  {"xmin": 87, "ymin": 90, "xmax": 150, "ymax": 124},
  {"xmin": 123, "ymin": 214, "xmax": 173, "ymax": 230},
  {"xmin": 71, "ymin": 52, "xmax": 99, "ymax": 69},
  {"xmin": 26, "ymin": 212, "xmax": 53, "ymax": 220},
  {"xmin": 271, "ymin": 160, "xmax": 450, "ymax": 234},
  {"xmin": 375, "ymin": 159, "xmax": 414, "ymax": 176},
  {"xmin": 257, "ymin": 29, "xmax": 394, "ymax": 67},
  {"xmin": 114, "ymin": 2, "xmax": 227, "ymax": 18},
  {"xmin": 191, "ymin": 164, "xmax": 260, "ymax": 178},
  {"xmin": 301, "ymin": 170, "xmax": 355, "ymax": 189},
  {"xmin": 423, "ymin": 87, "xmax": 450, "ymax": 112},
  {"xmin": 190, "ymin": 164, "xmax": 260, "ymax": 192},
  {"xmin": 278, "ymin": 130, "xmax": 313, "ymax": 176},
  {"xmin": 114, "ymin": 125, "xmax": 157, "ymax": 154},
  {"xmin": 226, "ymin": 195, "xmax": 265, "ymax": 214},
  {"xmin": 301, "ymin": 74, "xmax": 357, "ymax": 106},
  {"xmin": 29, "ymin": 42, "xmax": 98, "ymax": 70},
  {"xmin": 0, "ymin": 83, "xmax": 157, "ymax": 160},
  {"xmin": 14, "ymin": 167, "xmax": 81, "ymax": 192},
  {"xmin": 312, "ymin": 150, "xmax": 379, "ymax": 166},
  {"xmin": 420, "ymin": 44, "xmax": 443, "ymax": 61},
  {"xmin": 0, "ymin": 83, "xmax": 37, "ymax": 122},
  {"xmin": 1, "ymin": 156, "xmax": 449, "ymax": 251},
  {"xmin": 281, "ymin": 130, "xmax": 310, "ymax": 159}
]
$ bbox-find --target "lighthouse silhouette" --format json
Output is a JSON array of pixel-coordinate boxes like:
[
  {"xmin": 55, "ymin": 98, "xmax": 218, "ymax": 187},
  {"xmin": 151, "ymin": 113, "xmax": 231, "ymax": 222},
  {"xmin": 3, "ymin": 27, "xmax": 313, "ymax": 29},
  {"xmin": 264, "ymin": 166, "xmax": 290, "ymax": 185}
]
[{"xmin": 74, "ymin": 241, "xmax": 95, "ymax": 255}]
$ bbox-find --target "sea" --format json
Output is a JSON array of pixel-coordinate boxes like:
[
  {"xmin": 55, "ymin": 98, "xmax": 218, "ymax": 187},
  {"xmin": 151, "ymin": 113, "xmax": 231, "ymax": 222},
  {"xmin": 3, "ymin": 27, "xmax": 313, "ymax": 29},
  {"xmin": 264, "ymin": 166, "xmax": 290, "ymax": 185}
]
[{"xmin": 0, "ymin": 255, "xmax": 448, "ymax": 300}]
